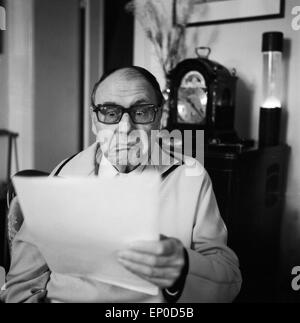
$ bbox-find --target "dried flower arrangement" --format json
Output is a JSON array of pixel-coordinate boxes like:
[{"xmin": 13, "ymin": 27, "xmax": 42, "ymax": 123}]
[
  {"xmin": 126, "ymin": 0, "xmax": 207, "ymax": 129},
  {"xmin": 126, "ymin": 0, "xmax": 198, "ymax": 76}
]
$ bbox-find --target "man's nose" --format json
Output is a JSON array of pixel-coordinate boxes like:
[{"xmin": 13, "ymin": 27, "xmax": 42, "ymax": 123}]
[{"xmin": 118, "ymin": 112, "xmax": 134, "ymax": 134}]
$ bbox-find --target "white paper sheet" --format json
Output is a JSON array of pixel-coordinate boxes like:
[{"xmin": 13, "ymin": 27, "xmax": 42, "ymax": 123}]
[{"xmin": 13, "ymin": 173, "xmax": 160, "ymax": 295}]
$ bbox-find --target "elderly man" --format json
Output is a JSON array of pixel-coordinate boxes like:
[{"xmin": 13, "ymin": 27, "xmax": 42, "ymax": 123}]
[{"xmin": 1, "ymin": 66, "xmax": 241, "ymax": 303}]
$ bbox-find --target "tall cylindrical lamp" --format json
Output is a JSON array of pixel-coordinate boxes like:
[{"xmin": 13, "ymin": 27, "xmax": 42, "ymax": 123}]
[{"xmin": 259, "ymin": 31, "xmax": 283, "ymax": 147}]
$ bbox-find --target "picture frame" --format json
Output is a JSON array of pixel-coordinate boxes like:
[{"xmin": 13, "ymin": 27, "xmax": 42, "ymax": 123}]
[{"xmin": 174, "ymin": 0, "xmax": 285, "ymax": 27}]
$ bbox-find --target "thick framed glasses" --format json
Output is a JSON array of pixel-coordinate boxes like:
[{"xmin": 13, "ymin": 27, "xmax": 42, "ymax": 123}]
[{"xmin": 92, "ymin": 104, "xmax": 160, "ymax": 125}]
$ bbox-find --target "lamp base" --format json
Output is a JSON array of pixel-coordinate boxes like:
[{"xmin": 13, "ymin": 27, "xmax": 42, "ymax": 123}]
[{"xmin": 259, "ymin": 107, "xmax": 281, "ymax": 147}]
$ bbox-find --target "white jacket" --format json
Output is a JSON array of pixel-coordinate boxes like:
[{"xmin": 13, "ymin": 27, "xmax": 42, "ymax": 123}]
[{"xmin": 1, "ymin": 143, "xmax": 242, "ymax": 303}]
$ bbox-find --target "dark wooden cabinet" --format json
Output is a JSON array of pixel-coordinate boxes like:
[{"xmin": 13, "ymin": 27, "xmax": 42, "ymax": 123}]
[{"xmin": 205, "ymin": 144, "xmax": 290, "ymax": 302}]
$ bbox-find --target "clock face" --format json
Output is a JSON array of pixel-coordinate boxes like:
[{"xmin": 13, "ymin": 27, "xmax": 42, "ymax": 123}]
[{"xmin": 177, "ymin": 71, "xmax": 208, "ymax": 125}]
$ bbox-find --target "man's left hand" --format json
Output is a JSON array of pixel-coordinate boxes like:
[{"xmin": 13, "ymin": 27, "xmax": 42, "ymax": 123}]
[{"xmin": 118, "ymin": 237, "xmax": 185, "ymax": 289}]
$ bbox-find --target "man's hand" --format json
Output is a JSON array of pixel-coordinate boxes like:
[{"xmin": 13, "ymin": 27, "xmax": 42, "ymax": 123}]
[{"xmin": 117, "ymin": 237, "xmax": 185, "ymax": 289}]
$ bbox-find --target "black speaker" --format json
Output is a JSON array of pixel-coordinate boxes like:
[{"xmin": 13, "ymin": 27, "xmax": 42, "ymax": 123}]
[{"xmin": 259, "ymin": 107, "xmax": 281, "ymax": 147}]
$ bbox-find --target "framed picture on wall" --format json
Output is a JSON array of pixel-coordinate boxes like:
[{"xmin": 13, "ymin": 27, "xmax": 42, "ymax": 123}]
[{"xmin": 174, "ymin": 0, "xmax": 285, "ymax": 27}]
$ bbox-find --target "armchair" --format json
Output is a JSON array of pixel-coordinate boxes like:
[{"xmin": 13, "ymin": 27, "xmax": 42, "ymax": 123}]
[{"xmin": 5, "ymin": 170, "xmax": 49, "ymax": 266}]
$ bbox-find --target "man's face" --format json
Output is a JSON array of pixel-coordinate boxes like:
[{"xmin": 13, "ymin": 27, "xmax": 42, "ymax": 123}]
[{"xmin": 91, "ymin": 72, "xmax": 162, "ymax": 173}]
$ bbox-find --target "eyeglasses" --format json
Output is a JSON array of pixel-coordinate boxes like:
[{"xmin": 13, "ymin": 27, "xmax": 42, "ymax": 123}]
[{"xmin": 92, "ymin": 104, "xmax": 160, "ymax": 125}]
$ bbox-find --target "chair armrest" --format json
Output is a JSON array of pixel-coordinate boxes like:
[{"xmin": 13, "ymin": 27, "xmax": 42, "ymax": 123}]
[
  {"xmin": 7, "ymin": 197, "xmax": 24, "ymax": 248},
  {"xmin": 0, "ymin": 266, "xmax": 5, "ymax": 289}
]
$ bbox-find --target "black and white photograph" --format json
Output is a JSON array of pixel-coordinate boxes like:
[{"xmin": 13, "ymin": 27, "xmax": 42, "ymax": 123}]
[{"xmin": 0, "ymin": 0, "xmax": 300, "ymax": 308}]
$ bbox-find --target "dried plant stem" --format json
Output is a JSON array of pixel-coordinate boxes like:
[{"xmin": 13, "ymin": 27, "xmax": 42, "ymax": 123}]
[{"xmin": 126, "ymin": 0, "xmax": 196, "ymax": 75}]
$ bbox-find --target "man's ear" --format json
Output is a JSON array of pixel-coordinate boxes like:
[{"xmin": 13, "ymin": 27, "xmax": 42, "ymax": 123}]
[
  {"xmin": 158, "ymin": 109, "xmax": 164, "ymax": 131},
  {"xmin": 90, "ymin": 108, "xmax": 98, "ymax": 136}
]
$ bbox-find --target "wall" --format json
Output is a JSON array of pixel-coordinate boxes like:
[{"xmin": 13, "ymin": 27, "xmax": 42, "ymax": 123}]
[
  {"xmin": 34, "ymin": 0, "xmax": 104, "ymax": 163},
  {"xmin": 0, "ymin": 2, "xmax": 8, "ymax": 181},
  {"xmin": 1, "ymin": 0, "xmax": 82, "ymax": 175},
  {"xmin": 5, "ymin": 0, "xmax": 34, "ymax": 175},
  {"xmin": 0, "ymin": 24, "xmax": 8, "ymax": 129},
  {"xmin": 34, "ymin": 0, "xmax": 81, "ymax": 172},
  {"xmin": 0, "ymin": 0, "xmax": 7, "ymax": 128},
  {"xmin": 85, "ymin": 0, "xmax": 104, "ymax": 147},
  {"xmin": 85, "ymin": 0, "xmax": 134, "ymax": 146},
  {"xmin": 134, "ymin": 0, "xmax": 300, "ymax": 300}
]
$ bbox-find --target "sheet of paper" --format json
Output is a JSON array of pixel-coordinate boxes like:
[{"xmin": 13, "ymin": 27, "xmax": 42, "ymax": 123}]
[{"xmin": 13, "ymin": 173, "xmax": 160, "ymax": 295}]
